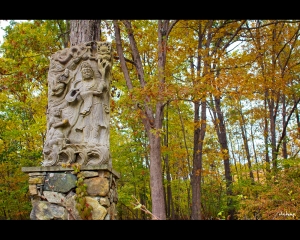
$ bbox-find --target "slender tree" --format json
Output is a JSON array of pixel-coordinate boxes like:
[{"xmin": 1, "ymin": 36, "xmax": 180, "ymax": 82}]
[{"xmin": 113, "ymin": 20, "xmax": 178, "ymax": 220}]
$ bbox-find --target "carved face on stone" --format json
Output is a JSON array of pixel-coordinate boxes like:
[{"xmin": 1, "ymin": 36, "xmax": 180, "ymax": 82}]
[
  {"xmin": 99, "ymin": 45, "xmax": 109, "ymax": 54},
  {"xmin": 80, "ymin": 62, "xmax": 94, "ymax": 80},
  {"xmin": 97, "ymin": 43, "xmax": 111, "ymax": 61},
  {"xmin": 53, "ymin": 108, "xmax": 61, "ymax": 117}
]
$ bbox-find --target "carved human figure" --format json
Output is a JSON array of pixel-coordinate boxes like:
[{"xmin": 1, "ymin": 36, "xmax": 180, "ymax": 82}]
[
  {"xmin": 51, "ymin": 69, "xmax": 71, "ymax": 97},
  {"xmin": 80, "ymin": 61, "xmax": 106, "ymax": 115},
  {"xmin": 43, "ymin": 41, "xmax": 112, "ymax": 167},
  {"xmin": 43, "ymin": 108, "xmax": 69, "ymax": 165},
  {"xmin": 69, "ymin": 61, "xmax": 107, "ymax": 144}
]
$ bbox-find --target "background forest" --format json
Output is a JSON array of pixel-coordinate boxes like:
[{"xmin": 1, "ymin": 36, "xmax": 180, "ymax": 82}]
[{"xmin": 0, "ymin": 20, "xmax": 300, "ymax": 220}]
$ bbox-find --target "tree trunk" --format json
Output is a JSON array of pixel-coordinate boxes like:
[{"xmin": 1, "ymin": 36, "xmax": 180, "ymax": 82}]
[
  {"xmin": 269, "ymin": 27, "xmax": 279, "ymax": 172},
  {"xmin": 282, "ymin": 94, "xmax": 288, "ymax": 159},
  {"xmin": 268, "ymin": 95, "xmax": 278, "ymax": 170},
  {"xmin": 163, "ymin": 103, "xmax": 175, "ymax": 219},
  {"xmin": 264, "ymin": 97, "xmax": 271, "ymax": 174},
  {"xmin": 238, "ymin": 108, "xmax": 254, "ymax": 183},
  {"xmin": 191, "ymin": 99, "xmax": 206, "ymax": 220},
  {"xmin": 149, "ymin": 128, "xmax": 166, "ymax": 219},
  {"xmin": 176, "ymin": 105, "xmax": 192, "ymax": 217},
  {"xmin": 190, "ymin": 21, "xmax": 208, "ymax": 220},
  {"xmin": 70, "ymin": 20, "xmax": 101, "ymax": 46},
  {"xmin": 113, "ymin": 20, "xmax": 178, "ymax": 220},
  {"xmin": 250, "ymin": 119, "xmax": 260, "ymax": 182},
  {"xmin": 211, "ymin": 95, "xmax": 235, "ymax": 219},
  {"xmin": 294, "ymin": 96, "xmax": 300, "ymax": 137},
  {"xmin": 229, "ymin": 132, "xmax": 240, "ymax": 182}
]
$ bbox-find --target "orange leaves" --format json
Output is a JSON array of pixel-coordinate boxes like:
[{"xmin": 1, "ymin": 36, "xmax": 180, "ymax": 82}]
[
  {"xmin": 236, "ymin": 164, "xmax": 300, "ymax": 220},
  {"xmin": 201, "ymin": 169, "xmax": 218, "ymax": 177},
  {"xmin": 129, "ymin": 81, "xmax": 177, "ymax": 109},
  {"xmin": 110, "ymin": 99, "xmax": 116, "ymax": 112}
]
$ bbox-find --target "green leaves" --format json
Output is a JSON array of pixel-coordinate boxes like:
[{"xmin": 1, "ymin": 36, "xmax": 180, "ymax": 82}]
[
  {"xmin": 0, "ymin": 20, "xmax": 66, "ymax": 219},
  {"xmin": 133, "ymin": 204, "xmax": 142, "ymax": 209},
  {"xmin": 1, "ymin": 20, "xmax": 300, "ymax": 219}
]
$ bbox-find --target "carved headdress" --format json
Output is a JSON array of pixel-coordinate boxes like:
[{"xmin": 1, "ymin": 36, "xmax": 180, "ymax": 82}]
[{"xmin": 80, "ymin": 61, "xmax": 92, "ymax": 70}]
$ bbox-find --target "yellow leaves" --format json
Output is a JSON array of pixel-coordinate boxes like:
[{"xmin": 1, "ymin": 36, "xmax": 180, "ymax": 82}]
[
  {"xmin": 61, "ymin": 162, "xmax": 71, "ymax": 168},
  {"xmin": 222, "ymin": 148, "xmax": 228, "ymax": 154},
  {"xmin": 150, "ymin": 128, "xmax": 165, "ymax": 138},
  {"xmin": 194, "ymin": 118, "xmax": 207, "ymax": 128},
  {"xmin": 0, "ymin": 139, "xmax": 4, "ymax": 154},
  {"xmin": 161, "ymin": 145, "xmax": 168, "ymax": 153},
  {"xmin": 215, "ymin": 118, "xmax": 220, "ymax": 125},
  {"xmin": 193, "ymin": 168, "xmax": 219, "ymax": 177}
]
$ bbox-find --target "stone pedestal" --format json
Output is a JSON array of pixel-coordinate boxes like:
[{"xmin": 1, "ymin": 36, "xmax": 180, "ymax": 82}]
[
  {"xmin": 22, "ymin": 41, "xmax": 119, "ymax": 220},
  {"xmin": 22, "ymin": 165, "xmax": 119, "ymax": 220}
]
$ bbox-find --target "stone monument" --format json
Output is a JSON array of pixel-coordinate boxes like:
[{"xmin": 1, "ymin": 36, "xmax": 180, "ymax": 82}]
[
  {"xmin": 43, "ymin": 41, "xmax": 112, "ymax": 167},
  {"xmin": 22, "ymin": 41, "xmax": 119, "ymax": 220}
]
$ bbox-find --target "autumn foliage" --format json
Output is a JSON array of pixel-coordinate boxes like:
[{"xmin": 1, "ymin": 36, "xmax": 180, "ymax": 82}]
[{"xmin": 1, "ymin": 20, "xmax": 300, "ymax": 219}]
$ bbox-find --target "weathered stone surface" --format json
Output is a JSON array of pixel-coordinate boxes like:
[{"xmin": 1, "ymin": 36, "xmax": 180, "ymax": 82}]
[
  {"xmin": 41, "ymin": 41, "xmax": 113, "ymax": 168},
  {"xmin": 66, "ymin": 190, "xmax": 76, "ymax": 199},
  {"xmin": 21, "ymin": 165, "xmax": 120, "ymax": 179},
  {"xmin": 30, "ymin": 200, "xmax": 68, "ymax": 220},
  {"xmin": 81, "ymin": 171, "xmax": 99, "ymax": 178},
  {"xmin": 28, "ymin": 172, "xmax": 46, "ymax": 176},
  {"xmin": 99, "ymin": 170, "xmax": 111, "ymax": 178},
  {"xmin": 43, "ymin": 191, "xmax": 66, "ymax": 205},
  {"xmin": 29, "ymin": 176, "xmax": 45, "ymax": 184},
  {"xmin": 111, "ymin": 169, "xmax": 120, "ymax": 179},
  {"xmin": 29, "ymin": 185, "xmax": 38, "ymax": 195},
  {"xmin": 22, "ymin": 41, "xmax": 119, "ymax": 221},
  {"xmin": 24, "ymin": 168, "xmax": 118, "ymax": 220},
  {"xmin": 104, "ymin": 213, "xmax": 110, "ymax": 220},
  {"xmin": 107, "ymin": 202, "xmax": 117, "ymax": 220},
  {"xmin": 64, "ymin": 194, "xmax": 82, "ymax": 220},
  {"xmin": 111, "ymin": 176, "xmax": 117, "ymax": 187},
  {"xmin": 43, "ymin": 172, "xmax": 77, "ymax": 193},
  {"xmin": 31, "ymin": 195, "xmax": 42, "ymax": 202},
  {"xmin": 113, "ymin": 188, "xmax": 119, "ymax": 202},
  {"xmin": 84, "ymin": 177, "xmax": 109, "ymax": 196},
  {"xmin": 109, "ymin": 188, "xmax": 114, "ymax": 203},
  {"xmin": 86, "ymin": 197, "xmax": 107, "ymax": 220},
  {"xmin": 100, "ymin": 197, "xmax": 110, "ymax": 207}
]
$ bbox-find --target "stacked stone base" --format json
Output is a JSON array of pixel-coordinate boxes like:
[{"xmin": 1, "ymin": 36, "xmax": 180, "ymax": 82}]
[{"xmin": 22, "ymin": 165, "xmax": 119, "ymax": 220}]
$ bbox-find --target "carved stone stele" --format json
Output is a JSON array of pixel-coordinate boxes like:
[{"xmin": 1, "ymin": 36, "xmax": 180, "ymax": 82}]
[{"xmin": 42, "ymin": 41, "xmax": 113, "ymax": 168}]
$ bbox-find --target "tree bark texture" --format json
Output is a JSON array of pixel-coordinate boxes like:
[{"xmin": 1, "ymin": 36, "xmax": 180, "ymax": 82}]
[
  {"xmin": 113, "ymin": 20, "xmax": 178, "ymax": 220},
  {"xmin": 191, "ymin": 99, "xmax": 206, "ymax": 220},
  {"xmin": 70, "ymin": 20, "xmax": 101, "ymax": 46}
]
